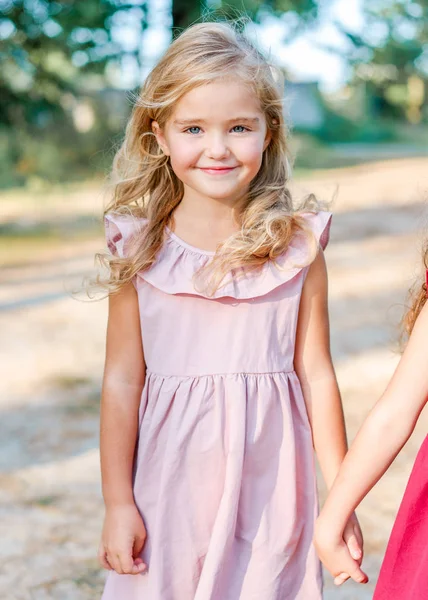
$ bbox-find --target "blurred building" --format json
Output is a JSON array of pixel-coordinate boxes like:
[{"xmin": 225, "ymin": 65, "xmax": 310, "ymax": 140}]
[{"xmin": 285, "ymin": 82, "xmax": 326, "ymax": 131}]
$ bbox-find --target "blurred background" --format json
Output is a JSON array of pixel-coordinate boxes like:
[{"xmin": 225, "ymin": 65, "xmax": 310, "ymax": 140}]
[{"xmin": 0, "ymin": 1, "xmax": 427, "ymax": 598}]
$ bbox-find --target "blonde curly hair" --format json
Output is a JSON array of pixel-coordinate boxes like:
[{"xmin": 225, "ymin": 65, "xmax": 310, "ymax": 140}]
[
  {"xmin": 403, "ymin": 241, "xmax": 428, "ymax": 338},
  {"xmin": 100, "ymin": 21, "xmax": 321, "ymax": 295}
]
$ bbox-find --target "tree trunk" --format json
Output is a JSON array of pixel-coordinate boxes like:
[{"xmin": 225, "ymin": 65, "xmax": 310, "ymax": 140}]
[{"xmin": 171, "ymin": 0, "xmax": 206, "ymax": 34}]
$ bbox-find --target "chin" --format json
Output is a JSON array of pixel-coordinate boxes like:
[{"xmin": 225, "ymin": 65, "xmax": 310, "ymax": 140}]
[
  {"xmin": 197, "ymin": 184, "xmax": 248, "ymax": 201},
  {"xmin": 209, "ymin": 191, "xmax": 244, "ymax": 202}
]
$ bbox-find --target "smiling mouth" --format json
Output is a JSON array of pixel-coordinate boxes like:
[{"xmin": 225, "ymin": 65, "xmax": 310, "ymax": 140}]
[{"xmin": 198, "ymin": 166, "xmax": 238, "ymax": 174}]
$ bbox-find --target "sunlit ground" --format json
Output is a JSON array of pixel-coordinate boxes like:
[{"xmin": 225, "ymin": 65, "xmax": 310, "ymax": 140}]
[{"xmin": 1, "ymin": 157, "xmax": 427, "ymax": 599}]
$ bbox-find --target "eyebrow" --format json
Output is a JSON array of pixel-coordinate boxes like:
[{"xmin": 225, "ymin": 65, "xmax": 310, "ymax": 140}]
[{"xmin": 173, "ymin": 117, "xmax": 260, "ymax": 126}]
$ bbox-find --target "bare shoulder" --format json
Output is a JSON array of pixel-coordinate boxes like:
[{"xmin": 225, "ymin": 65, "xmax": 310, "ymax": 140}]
[
  {"xmin": 413, "ymin": 301, "xmax": 428, "ymax": 330},
  {"xmin": 108, "ymin": 282, "xmax": 141, "ymax": 331},
  {"xmin": 402, "ymin": 302, "xmax": 428, "ymax": 361},
  {"xmin": 379, "ymin": 302, "xmax": 428, "ymax": 417},
  {"xmin": 302, "ymin": 249, "xmax": 328, "ymax": 299},
  {"xmin": 295, "ymin": 249, "xmax": 332, "ymax": 378}
]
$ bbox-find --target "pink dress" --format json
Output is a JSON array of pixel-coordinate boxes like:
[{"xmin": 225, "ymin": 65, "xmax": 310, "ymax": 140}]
[{"xmin": 102, "ymin": 211, "xmax": 332, "ymax": 600}]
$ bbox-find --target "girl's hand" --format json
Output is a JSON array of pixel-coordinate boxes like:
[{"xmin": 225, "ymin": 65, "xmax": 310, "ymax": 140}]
[
  {"xmin": 334, "ymin": 512, "xmax": 364, "ymax": 585},
  {"xmin": 345, "ymin": 513, "xmax": 363, "ymax": 558},
  {"xmin": 98, "ymin": 503, "xmax": 148, "ymax": 575},
  {"xmin": 314, "ymin": 515, "xmax": 368, "ymax": 586}
]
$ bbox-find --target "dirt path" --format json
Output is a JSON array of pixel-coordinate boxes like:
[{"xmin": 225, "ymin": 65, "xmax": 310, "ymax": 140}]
[{"xmin": 1, "ymin": 157, "xmax": 428, "ymax": 599}]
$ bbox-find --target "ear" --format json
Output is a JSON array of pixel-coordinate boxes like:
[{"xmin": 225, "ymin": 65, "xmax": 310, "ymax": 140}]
[
  {"xmin": 263, "ymin": 127, "xmax": 272, "ymax": 152},
  {"xmin": 152, "ymin": 121, "xmax": 170, "ymax": 156}
]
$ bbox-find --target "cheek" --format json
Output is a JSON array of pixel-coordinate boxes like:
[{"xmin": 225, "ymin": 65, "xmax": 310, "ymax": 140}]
[
  {"xmin": 234, "ymin": 137, "xmax": 265, "ymax": 170},
  {"xmin": 168, "ymin": 137, "xmax": 200, "ymax": 172}
]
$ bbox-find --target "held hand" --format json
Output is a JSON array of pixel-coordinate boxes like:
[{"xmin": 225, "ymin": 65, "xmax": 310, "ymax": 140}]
[
  {"xmin": 334, "ymin": 513, "xmax": 365, "ymax": 585},
  {"xmin": 98, "ymin": 503, "xmax": 148, "ymax": 575},
  {"xmin": 314, "ymin": 516, "xmax": 368, "ymax": 587}
]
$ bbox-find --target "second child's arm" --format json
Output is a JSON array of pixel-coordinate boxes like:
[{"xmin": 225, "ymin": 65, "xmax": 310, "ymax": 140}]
[
  {"xmin": 98, "ymin": 282, "xmax": 147, "ymax": 575},
  {"xmin": 315, "ymin": 303, "xmax": 428, "ymax": 584}
]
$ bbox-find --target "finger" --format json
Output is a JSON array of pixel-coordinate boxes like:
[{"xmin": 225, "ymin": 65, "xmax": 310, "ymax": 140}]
[
  {"xmin": 133, "ymin": 534, "xmax": 147, "ymax": 556},
  {"xmin": 132, "ymin": 536, "xmax": 148, "ymax": 574},
  {"xmin": 349, "ymin": 563, "xmax": 369, "ymax": 584},
  {"xmin": 334, "ymin": 572, "xmax": 350, "ymax": 586},
  {"xmin": 107, "ymin": 552, "xmax": 123, "ymax": 574},
  {"xmin": 134, "ymin": 557, "xmax": 148, "ymax": 573},
  {"xmin": 131, "ymin": 562, "xmax": 147, "ymax": 574},
  {"xmin": 126, "ymin": 557, "xmax": 147, "ymax": 575},
  {"xmin": 344, "ymin": 531, "xmax": 362, "ymax": 561},
  {"xmin": 98, "ymin": 549, "xmax": 113, "ymax": 571},
  {"xmin": 118, "ymin": 552, "xmax": 136, "ymax": 575},
  {"xmin": 336, "ymin": 543, "xmax": 368, "ymax": 585},
  {"xmin": 354, "ymin": 523, "xmax": 364, "ymax": 553},
  {"xmin": 118, "ymin": 550, "xmax": 148, "ymax": 575}
]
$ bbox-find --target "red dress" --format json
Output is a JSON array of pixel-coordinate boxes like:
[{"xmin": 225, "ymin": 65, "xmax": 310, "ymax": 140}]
[{"xmin": 373, "ymin": 435, "xmax": 428, "ymax": 599}]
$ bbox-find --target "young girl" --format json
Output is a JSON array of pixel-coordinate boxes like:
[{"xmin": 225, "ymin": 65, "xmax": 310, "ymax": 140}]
[
  {"xmin": 97, "ymin": 22, "xmax": 362, "ymax": 600},
  {"xmin": 314, "ymin": 250, "xmax": 428, "ymax": 598}
]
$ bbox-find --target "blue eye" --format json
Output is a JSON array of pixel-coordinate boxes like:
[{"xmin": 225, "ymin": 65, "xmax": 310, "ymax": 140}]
[
  {"xmin": 232, "ymin": 125, "xmax": 248, "ymax": 133},
  {"xmin": 186, "ymin": 126, "xmax": 201, "ymax": 134}
]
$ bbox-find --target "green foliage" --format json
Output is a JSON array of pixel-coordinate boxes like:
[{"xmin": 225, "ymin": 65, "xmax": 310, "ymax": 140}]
[
  {"xmin": 0, "ymin": 0, "xmax": 144, "ymax": 187},
  {"xmin": 315, "ymin": 112, "xmax": 397, "ymax": 144},
  {"xmin": 0, "ymin": 0, "xmax": 147, "ymax": 128},
  {"xmin": 337, "ymin": 0, "xmax": 428, "ymax": 121},
  {"xmin": 172, "ymin": 0, "xmax": 207, "ymax": 32},
  {"xmin": 172, "ymin": 0, "xmax": 319, "ymax": 34},
  {"xmin": 0, "ymin": 92, "xmax": 128, "ymax": 188}
]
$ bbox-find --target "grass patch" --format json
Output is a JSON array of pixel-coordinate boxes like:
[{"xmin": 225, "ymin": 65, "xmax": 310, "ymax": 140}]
[
  {"xmin": 0, "ymin": 224, "xmax": 103, "ymax": 267},
  {"xmin": 51, "ymin": 375, "xmax": 92, "ymax": 390},
  {"xmin": 0, "ymin": 179, "xmax": 103, "ymax": 201},
  {"xmin": 0, "ymin": 215, "xmax": 102, "ymax": 239},
  {"xmin": 27, "ymin": 494, "xmax": 61, "ymax": 508}
]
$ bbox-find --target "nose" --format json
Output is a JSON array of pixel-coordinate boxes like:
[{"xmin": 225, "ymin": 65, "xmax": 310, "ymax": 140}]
[{"xmin": 205, "ymin": 134, "xmax": 230, "ymax": 160}]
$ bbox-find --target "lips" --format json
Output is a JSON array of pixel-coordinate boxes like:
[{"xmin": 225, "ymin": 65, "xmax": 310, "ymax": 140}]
[{"xmin": 198, "ymin": 166, "xmax": 238, "ymax": 174}]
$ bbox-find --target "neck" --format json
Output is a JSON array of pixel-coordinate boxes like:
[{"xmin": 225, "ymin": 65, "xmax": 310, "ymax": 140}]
[
  {"xmin": 170, "ymin": 187, "xmax": 249, "ymax": 249},
  {"xmin": 175, "ymin": 187, "xmax": 247, "ymax": 228}
]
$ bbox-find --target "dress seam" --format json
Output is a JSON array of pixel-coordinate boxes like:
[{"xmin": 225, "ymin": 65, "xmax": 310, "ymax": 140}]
[{"xmin": 145, "ymin": 368, "xmax": 295, "ymax": 379}]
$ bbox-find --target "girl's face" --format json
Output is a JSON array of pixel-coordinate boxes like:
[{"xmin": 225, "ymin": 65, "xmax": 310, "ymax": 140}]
[{"xmin": 152, "ymin": 80, "xmax": 271, "ymax": 204}]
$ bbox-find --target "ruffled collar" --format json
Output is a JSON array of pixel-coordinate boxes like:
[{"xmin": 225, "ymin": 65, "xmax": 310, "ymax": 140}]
[{"xmin": 105, "ymin": 211, "xmax": 332, "ymax": 300}]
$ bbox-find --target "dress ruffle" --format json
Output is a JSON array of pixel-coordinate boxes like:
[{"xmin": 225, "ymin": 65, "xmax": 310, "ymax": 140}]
[{"xmin": 104, "ymin": 211, "xmax": 332, "ymax": 300}]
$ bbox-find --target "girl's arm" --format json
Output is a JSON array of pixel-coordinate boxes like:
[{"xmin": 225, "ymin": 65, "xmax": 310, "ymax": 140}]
[
  {"xmin": 295, "ymin": 250, "xmax": 348, "ymax": 489},
  {"xmin": 294, "ymin": 251, "xmax": 364, "ymax": 574},
  {"xmin": 98, "ymin": 282, "xmax": 147, "ymax": 575},
  {"xmin": 315, "ymin": 302, "xmax": 428, "ymax": 584}
]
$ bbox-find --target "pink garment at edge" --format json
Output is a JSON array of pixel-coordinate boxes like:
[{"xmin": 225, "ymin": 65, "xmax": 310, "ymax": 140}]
[{"xmin": 101, "ymin": 211, "xmax": 332, "ymax": 600}]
